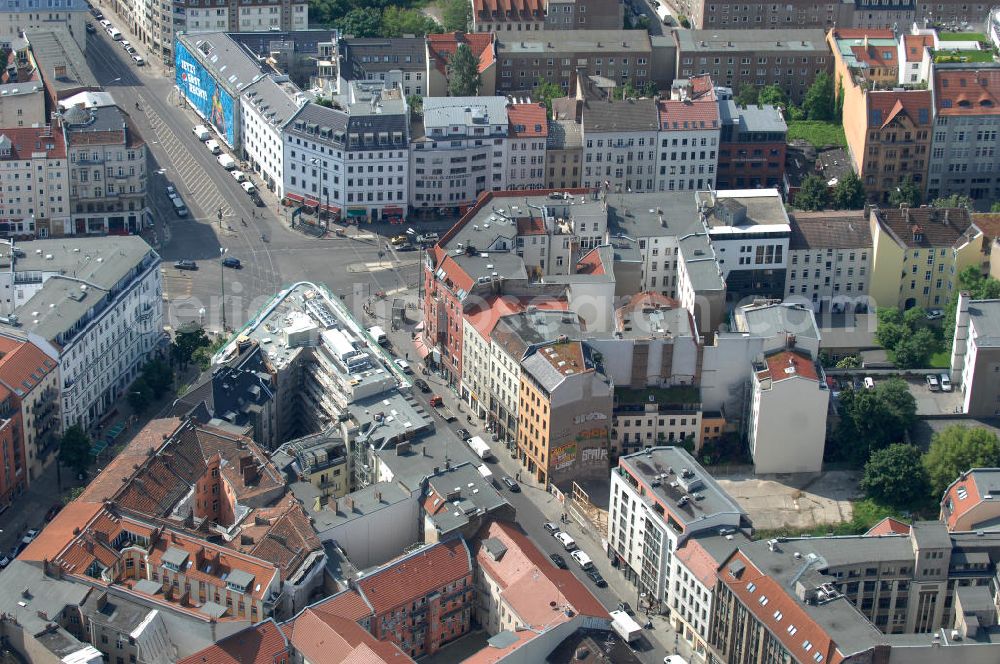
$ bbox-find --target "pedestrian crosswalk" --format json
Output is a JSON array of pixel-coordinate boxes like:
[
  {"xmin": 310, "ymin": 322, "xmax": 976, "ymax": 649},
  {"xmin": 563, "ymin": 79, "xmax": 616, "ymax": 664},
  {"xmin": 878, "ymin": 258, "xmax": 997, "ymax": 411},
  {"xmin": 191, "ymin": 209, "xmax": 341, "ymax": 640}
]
[{"xmin": 143, "ymin": 98, "xmax": 233, "ymax": 220}]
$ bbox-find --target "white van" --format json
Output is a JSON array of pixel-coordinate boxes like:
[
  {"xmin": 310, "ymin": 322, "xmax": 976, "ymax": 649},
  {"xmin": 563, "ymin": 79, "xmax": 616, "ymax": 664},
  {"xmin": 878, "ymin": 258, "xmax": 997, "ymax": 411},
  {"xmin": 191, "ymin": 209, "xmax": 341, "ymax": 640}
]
[
  {"xmin": 131, "ymin": 54, "xmax": 145, "ymax": 66},
  {"xmin": 218, "ymin": 154, "xmax": 237, "ymax": 170},
  {"xmin": 99, "ymin": 19, "xmax": 111, "ymax": 28},
  {"xmin": 171, "ymin": 196, "xmax": 188, "ymax": 217},
  {"xmin": 368, "ymin": 325, "xmax": 388, "ymax": 345},
  {"xmin": 109, "ymin": 29, "xmax": 122, "ymax": 40},
  {"xmin": 240, "ymin": 181, "xmax": 256, "ymax": 194},
  {"xmin": 205, "ymin": 139, "xmax": 221, "ymax": 155},
  {"xmin": 571, "ymin": 549, "xmax": 594, "ymax": 570},
  {"xmin": 231, "ymin": 170, "xmax": 247, "ymax": 183},
  {"xmin": 554, "ymin": 531, "xmax": 576, "ymax": 551},
  {"xmin": 192, "ymin": 125, "xmax": 211, "ymax": 141}
]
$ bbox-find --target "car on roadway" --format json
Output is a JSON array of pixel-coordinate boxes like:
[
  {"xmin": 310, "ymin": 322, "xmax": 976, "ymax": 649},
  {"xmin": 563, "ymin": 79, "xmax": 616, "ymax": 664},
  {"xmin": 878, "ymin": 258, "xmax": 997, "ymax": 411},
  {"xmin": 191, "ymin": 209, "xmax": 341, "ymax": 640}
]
[
  {"xmin": 554, "ymin": 531, "xmax": 576, "ymax": 550},
  {"xmin": 390, "ymin": 234, "xmax": 409, "ymax": 247},
  {"xmin": 617, "ymin": 601, "xmax": 633, "ymax": 615},
  {"xmin": 21, "ymin": 529, "xmax": 39, "ymax": 548},
  {"xmin": 0, "ymin": 554, "xmax": 9, "ymax": 569},
  {"xmin": 99, "ymin": 19, "xmax": 111, "ymax": 28},
  {"xmin": 549, "ymin": 553, "xmax": 567, "ymax": 569},
  {"xmin": 250, "ymin": 192, "xmax": 265, "ymax": 207},
  {"xmin": 231, "ymin": 170, "xmax": 248, "ymax": 183},
  {"xmin": 120, "ymin": 39, "xmax": 130, "ymax": 48},
  {"xmin": 192, "ymin": 125, "xmax": 211, "ymax": 141},
  {"xmin": 664, "ymin": 657, "xmax": 691, "ymax": 664},
  {"xmin": 416, "ymin": 232, "xmax": 439, "ymax": 245},
  {"xmin": 571, "ymin": 549, "xmax": 594, "ymax": 570},
  {"xmin": 85, "ymin": 22, "xmax": 96, "ymax": 33},
  {"xmin": 543, "ymin": 521, "xmax": 560, "ymax": 534},
  {"xmin": 90, "ymin": 7, "xmax": 103, "ymax": 17},
  {"xmin": 174, "ymin": 260, "xmax": 197, "ymax": 271},
  {"xmin": 222, "ymin": 257, "xmax": 242, "ymax": 269},
  {"xmin": 45, "ymin": 504, "xmax": 63, "ymax": 521},
  {"xmin": 926, "ymin": 308, "xmax": 945, "ymax": 321},
  {"xmin": 131, "ymin": 54, "xmax": 144, "ymax": 66},
  {"xmin": 413, "ymin": 378, "xmax": 430, "ymax": 393},
  {"xmin": 502, "ymin": 476, "xmax": 521, "ymax": 493},
  {"xmin": 456, "ymin": 428, "xmax": 471, "ymax": 441},
  {"xmin": 586, "ymin": 568, "xmax": 607, "ymax": 587},
  {"xmin": 397, "ymin": 244, "xmax": 417, "ymax": 252},
  {"xmin": 165, "ymin": 185, "xmax": 178, "ymax": 199},
  {"xmin": 241, "ymin": 181, "xmax": 256, "ymax": 195},
  {"xmin": 394, "ymin": 358, "xmax": 412, "ymax": 374}
]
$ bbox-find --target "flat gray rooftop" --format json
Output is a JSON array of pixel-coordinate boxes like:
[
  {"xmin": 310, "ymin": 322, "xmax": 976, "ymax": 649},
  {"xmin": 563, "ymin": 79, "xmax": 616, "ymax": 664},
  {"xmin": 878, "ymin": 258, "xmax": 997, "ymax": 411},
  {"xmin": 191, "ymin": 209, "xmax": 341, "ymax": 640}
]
[
  {"xmin": 348, "ymin": 391, "xmax": 434, "ymax": 450},
  {"xmin": 676, "ymin": 29, "xmax": 828, "ymax": 52},
  {"xmin": 307, "ymin": 480, "xmax": 412, "ymax": 533},
  {"xmin": 496, "ymin": 30, "xmax": 651, "ymax": 55},
  {"xmin": 425, "ymin": 462, "xmax": 511, "ymax": 535},
  {"xmin": 491, "ymin": 310, "xmax": 583, "ymax": 360},
  {"xmin": 969, "ymin": 300, "xmax": 1000, "ymax": 347},
  {"xmin": 375, "ymin": 429, "xmax": 481, "ymax": 491},
  {"xmin": 26, "ymin": 29, "xmax": 98, "ymax": 93},
  {"xmin": 696, "ymin": 190, "xmax": 790, "ymax": 231},
  {"xmin": 735, "ymin": 302, "xmax": 820, "ymax": 341}
]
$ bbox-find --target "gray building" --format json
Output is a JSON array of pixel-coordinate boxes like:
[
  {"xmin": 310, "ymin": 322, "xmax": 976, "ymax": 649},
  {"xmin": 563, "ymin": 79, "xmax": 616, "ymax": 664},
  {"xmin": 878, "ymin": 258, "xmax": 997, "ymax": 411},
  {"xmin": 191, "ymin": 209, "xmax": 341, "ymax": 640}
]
[
  {"xmin": 421, "ymin": 461, "xmax": 514, "ymax": 542},
  {"xmin": 952, "ymin": 294, "xmax": 1000, "ymax": 418},
  {"xmin": 673, "ymin": 29, "xmax": 831, "ymax": 104},
  {"xmin": 337, "ymin": 37, "xmax": 427, "ymax": 98}
]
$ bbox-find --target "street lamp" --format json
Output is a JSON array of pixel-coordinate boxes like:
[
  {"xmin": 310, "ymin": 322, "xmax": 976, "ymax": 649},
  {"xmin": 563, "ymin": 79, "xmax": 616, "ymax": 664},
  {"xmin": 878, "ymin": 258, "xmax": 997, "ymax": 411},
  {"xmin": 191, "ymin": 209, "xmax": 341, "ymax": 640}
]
[
  {"xmin": 219, "ymin": 247, "xmax": 228, "ymax": 332},
  {"xmin": 311, "ymin": 157, "xmax": 328, "ymax": 230}
]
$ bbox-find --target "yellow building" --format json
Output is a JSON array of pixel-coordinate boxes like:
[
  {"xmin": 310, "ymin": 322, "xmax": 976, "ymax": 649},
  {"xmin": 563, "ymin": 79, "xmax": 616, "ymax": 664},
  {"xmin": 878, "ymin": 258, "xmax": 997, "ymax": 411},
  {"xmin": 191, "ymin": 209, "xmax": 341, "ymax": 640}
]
[
  {"xmin": 273, "ymin": 428, "xmax": 350, "ymax": 503},
  {"xmin": 517, "ymin": 340, "xmax": 613, "ymax": 488},
  {"xmin": 869, "ymin": 206, "xmax": 983, "ymax": 310}
]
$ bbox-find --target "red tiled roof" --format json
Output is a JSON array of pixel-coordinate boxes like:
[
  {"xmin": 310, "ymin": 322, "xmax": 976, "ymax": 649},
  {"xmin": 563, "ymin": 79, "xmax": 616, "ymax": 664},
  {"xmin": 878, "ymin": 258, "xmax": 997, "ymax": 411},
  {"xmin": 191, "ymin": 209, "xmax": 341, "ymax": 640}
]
[
  {"xmin": 284, "ymin": 610, "xmax": 412, "ymax": 664},
  {"xmin": 972, "ymin": 213, "xmax": 1000, "ymax": 240},
  {"xmin": 849, "ymin": 45, "xmax": 897, "ymax": 69},
  {"xmin": 867, "ymin": 90, "xmax": 931, "ymax": 129},
  {"xmin": 178, "ymin": 619, "xmax": 289, "ymax": 664},
  {"xmin": 19, "ymin": 501, "xmax": 104, "ymax": 562},
  {"xmin": 864, "ymin": 516, "xmax": 911, "ymax": 536},
  {"xmin": 238, "ymin": 500, "xmax": 323, "ymax": 579},
  {"xmin": 675, "ymin": 538, "xmax": 724, "ymax": 588},
  {"xmin": 77, "ymin": 417, "xmax": 181, "ymax": 504},
  {"xmin": 311, "ymin": 589, "xmax": 375, "ymax": 623},
  {"xmin": 0, "ymin": 127, "xmax": 66, "ymax": 160},
  {"xmin": 658, "ymin": 83, "xmax": 719, "ymax": 132},
  {"xmin": 515, "ymin": 217, "xmax": 546, "ymax": 236},
  {"xmin": 356, "ymin": 539, "xmax": 472, "ymax": 615},
  {"xmin": 507, "ymin": 103, "xmax": 548, "ymax": 138},
  {"xmin": 426, "ymin": 32, "xmax": 495, "ymax": 77},
  {"xmin": 576, "ymin": 249, "xmax": 606, "ymax": 276},
  {"xmin": 904, "ymin": 34, "xmax": 933, "ymax": 62},
  {"xmin": 437, "ymin": 254, "xmax": 475, "ymax": 295},
  {"xmin": 762, "ymin": 350, "xmax": 819, "ymax": 383},
  {"xmin": 934, "ymin": 69, "xmax": 1000, "ymax": 116},
  {"xmin": 0, "ymin": 338, "xmax": 56, "ymax": 398},
  {"xmin": 721, "ymin": 551, "xmax": 846, "ymax": 664}
]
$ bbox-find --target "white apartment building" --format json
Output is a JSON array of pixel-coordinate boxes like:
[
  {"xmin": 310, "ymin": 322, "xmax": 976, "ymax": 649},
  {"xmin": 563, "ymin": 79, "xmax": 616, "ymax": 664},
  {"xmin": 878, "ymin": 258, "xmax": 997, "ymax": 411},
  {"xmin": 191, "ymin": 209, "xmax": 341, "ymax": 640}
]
[
  {"xmin": 608, "ymin": 447, "xmax": 747, "ymax": 612},
  {"xmin": 0, "ymin": 127, "xmax": 69, "ymax": 239},
  {"xmin": 506, "ymin": 102, "xmax": 548, "ymax": 191},
  {"xmin": 0, "ymin": 0, "xmax": 87, "ymax": 50},
  {"xmin": 656, "ymin": 76, "xmax": 720, "ymax": 193},
  {"xmin": 411, "ymin": 97, "xmax": 510, "ymax": 211},
  {"xmin": 950, "ymin": 294, "xmax": 1000, "ymax": 418},
  {"xmin": 0, "ymin": 237, "xmax": 162, "ymax": 430},
  {"xmin": 786, "ymin": 210, "xmax": 873, "ymax": 312},
  {"xmin": 241, "ymin": 77, "xmax": 303, "ymax": 198},
  {"xmin": 60, "ymin": 97, "xmax": 147, "ymax": 238},
  {"xmin": 462, "ymin": 317, "xmax": 493, "ymax": 420},
  {"xmin": 581, "ymin": 97, "xmax": 659, "ymax": 193},
  {"xmin": 284, "ymin": 84, "xmax": 409, "ymax": 223},
  {"xmin": 747, "ymin": 348, "xmax": 829, "ymax": 474}
]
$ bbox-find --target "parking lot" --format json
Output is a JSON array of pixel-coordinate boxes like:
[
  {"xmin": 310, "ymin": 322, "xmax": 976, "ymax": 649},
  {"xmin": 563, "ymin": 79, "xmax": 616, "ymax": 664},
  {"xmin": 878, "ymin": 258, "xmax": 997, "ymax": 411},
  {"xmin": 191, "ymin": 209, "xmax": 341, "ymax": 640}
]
[{"xmin": 830, "ymin": 373, "xmax": 964, "ymax": 416}]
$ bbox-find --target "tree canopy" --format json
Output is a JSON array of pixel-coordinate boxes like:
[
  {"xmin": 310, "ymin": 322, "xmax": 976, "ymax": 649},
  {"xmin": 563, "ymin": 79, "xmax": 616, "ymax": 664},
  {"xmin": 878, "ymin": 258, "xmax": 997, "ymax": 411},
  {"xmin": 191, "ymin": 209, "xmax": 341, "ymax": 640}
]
[
  {"xmin": 171, "ymin": 324, "xmax": 210, "ymax": 369},
  {"xmin": 888, "ymin": 177, "xmax": 921, "ymax": 208},
  {"xmin": 757, "ymin": 84, "xmax": 787, "ymax": 108},
  {"xmin": 734, "ymin": 85, "xmax": 758, "ymax": 107},
  {"xmin": 60, "ymin": 425, "xmax": 92, "ymax": 477},
  {"xmin": 380, "ymin": 6, "xmax": 442, "ymax": 36},
  {"xmin": 802, "ymin": 72, "xmax": 835, "ymax": 121},
  {"xmin": 441, "ymin": 0, "xmax": 471, "ymax": 31},
  {"xmin": 831, "ymin": 173, "xmax": 866, "ymax": 210},
  {"xmin": 833, "ymin": 377, "xmax": 916, "ymax": 465},
  {"xmin": 924, "ymin": 426, "xmax": 1000, "ymax": 499},
  {"xmin": 860, "ymin": 443, "xmax": 931, "ymax": 510},
  {"xmin": 447, "ymin": 43, "xmax": 481, "ymax": 97},
  {"xmin": 794, "ymin": 175, "xmax": 830, "ymax": 211},
  {"xmin": 930, "ymin": 194, "xmax": 974, "ymax": 209},
  {"xmin": 532, "ymin": 78, "xmax": 564, "ymax": 118}
]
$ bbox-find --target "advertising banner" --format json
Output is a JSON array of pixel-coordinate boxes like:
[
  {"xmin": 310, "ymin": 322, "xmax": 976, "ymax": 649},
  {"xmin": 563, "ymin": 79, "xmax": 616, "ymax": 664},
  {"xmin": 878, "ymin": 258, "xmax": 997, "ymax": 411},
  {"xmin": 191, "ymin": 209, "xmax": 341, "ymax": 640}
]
[{"xmin": 175, "ymin": 41, "xmax": 235, "ymax": 147}]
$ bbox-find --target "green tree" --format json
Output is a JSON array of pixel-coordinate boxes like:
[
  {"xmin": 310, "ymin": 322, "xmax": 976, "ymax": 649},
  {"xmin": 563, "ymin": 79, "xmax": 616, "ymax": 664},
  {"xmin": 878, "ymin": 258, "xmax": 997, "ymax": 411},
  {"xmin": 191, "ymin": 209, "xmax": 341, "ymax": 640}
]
[
  {"xmin": 616, "ymin": 81, "xmax": 640, "ymax": 100},
  {"xmin": 128, "ymin": 377, "xmax": 152, "ymax": 414},
  {"xmin": 831, "ymin": 172, "xmax": 866, "ymax": 210},
  {"xmin": 447, "ymin": 43, "xmax": 481, "ymax": 96},
  {"xmin": 757, "ymin": 84, "xmax": 787, "ymax": 108},
  {"xmin": 794, "ymin": 175, "xmax": 830, "ymax": 211},
  {"xmin": 441, "ymin": 0, "xmax": 470, "ymax": 31},
  {"xmin": 924, "ymin": 426, "xmax": 1000, "ymax": 498},
  {"xmin": 834, "ymin": 378, "xmax": 916, "ymax": 465},
  {"xmin": 802, "ymin": 72, "xmax": 835, "ymax": 121},
  {"xmin": 734, "ymin": 84, "xmax": 758, "ymax": 107},
  {"xmin": 875, "ymin": 321, "xmax": 908, "ymax": 350},
  {"xmin": 991, "ymin": 201, "xmax": 1000, "ymax": 212},
  {"xmin": 931, "ymin": 193, "xmax": 974, "ymax": 209},
  {"xmin": 335, "ymin": 7, "xmax": 383, "ymax": 37},
  {"xmin": 641, "ymin": 81, "xmax": 659, "ymax": 97},
  {"xmin": 860, "ymin": 443, "xmax": 931, "ymax": 510},
  {"xmin": 171, "ymin": 324, "xmax": 210, "ymax": 369},
  {"xmin": 141, "ymin": 359, "xmax": 173, "ymax": 399},
  {"xmin": 943, "ymin": 266, "xmax": 1000, "ymax": 342},
  {"xmin": 888, "ymin": 176, "xmax": 921, "ymax": 208},
  {"xmin": 381, "ymin": 6, "xmax": 442, "ymax": 36},
  {"xmin": 892, "ymin": 327, "xmax": 937, "ymax": 368},
  {"xmin": 59, "ymin": 425, "xmax": 92, "ymax": 477},
  {"xmin": 878, "ymin": 307, "xmax": 904, "ymax": 327},
  {"xmin": 407, "ymin": 94, "xmax": 423, "ymax": 115},
  {"xmin": 835, "ymin": 355, "xmax": 861, "ymax": 369},
  {"xmin": 532, "ymin": 77, "xmax": 565, "ymax": 118}
]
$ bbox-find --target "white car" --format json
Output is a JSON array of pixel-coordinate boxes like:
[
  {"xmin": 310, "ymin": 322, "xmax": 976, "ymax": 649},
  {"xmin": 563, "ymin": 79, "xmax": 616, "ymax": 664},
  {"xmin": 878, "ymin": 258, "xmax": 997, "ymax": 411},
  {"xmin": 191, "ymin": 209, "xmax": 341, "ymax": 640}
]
[
  {"xmin": 165, "ymin": 185, "xmax": 178, "ymax": 199},
  {"xmin": 925, "ymin": 308, "xmax": 945, "ymax": 321},
  {"xmin": 241, "ymin": 181, "xmax": 256, "ymax": 195},
  {"xmin": 570, "ymin": 549, "xmax": 594, "ymax": 570},
  {"xmin": 940, "ymin": 373, "xmax": 952, "ymax": 392},
  {"xmin": 231, "ymin": 170, "xmax": 247, "ymax": 182},
  {"xmin": 394, "ymin": 358, "xmax": 412, "ymax": 374},
  {"xmin": 554, "ymin": 531, "xmax": 576, "ymax": 550}
]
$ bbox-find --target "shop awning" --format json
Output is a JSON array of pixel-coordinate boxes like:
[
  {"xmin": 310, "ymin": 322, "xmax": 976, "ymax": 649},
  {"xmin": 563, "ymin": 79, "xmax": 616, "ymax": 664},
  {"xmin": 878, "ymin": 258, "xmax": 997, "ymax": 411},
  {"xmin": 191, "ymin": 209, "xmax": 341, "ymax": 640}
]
[
  {"xmin": 347, "ymin": 208, "xmax": 367, "ymax": 217},
  {"xmin": 383, "ymin": 206, "xmax": 404, "ymax": 216},
  {"xmin": 413, "ymin": 336, "xmax": 431, "ymax": 360}
]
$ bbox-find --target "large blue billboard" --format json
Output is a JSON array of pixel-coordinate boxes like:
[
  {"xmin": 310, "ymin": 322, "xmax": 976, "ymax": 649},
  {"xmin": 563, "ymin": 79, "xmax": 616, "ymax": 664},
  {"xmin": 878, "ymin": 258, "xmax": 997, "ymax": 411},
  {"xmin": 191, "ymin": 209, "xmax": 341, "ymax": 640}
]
[{"xmin": 175, "ymin": 41, "xmax": 236, "ymax": 147}]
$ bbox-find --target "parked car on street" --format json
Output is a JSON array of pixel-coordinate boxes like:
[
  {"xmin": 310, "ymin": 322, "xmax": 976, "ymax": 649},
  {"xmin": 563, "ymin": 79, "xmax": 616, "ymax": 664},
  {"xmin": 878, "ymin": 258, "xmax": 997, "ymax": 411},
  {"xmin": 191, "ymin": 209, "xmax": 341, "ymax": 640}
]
[
  {"xmin": 543, "ymin": 522, "xmax": 560, "ymax": 534},
  {"xmin": 926, "ymin": 374, "xmax": 940, "ymax": 391},
  {"xmin": 456, "ymin": 428, "xmax": 471, "ymax": 441},
  {"xmin": 394, "ymin": 358, "xmax": 412, "ymax": 374},
  {"xmin": 940, "ymin": 373, "xmax": 952, "ymax": 392},
  {"xmin": 587, "ymin": 569, "xmax": 607, "ymax": 587},
  {"xmin": 174, "ymin": 260, "xmax": 197, "ymax": 270},
  {"xmin": 571, "ymin": 549, "xmax": 594, "ymax": 570},
  {"xmin": 502, "ymin": 476, "xmax": 521, "ymax": 493},
  {"xmin": 222, "ymin": 257, "xmax": 242, "ymax": 269},
  {"xmin": 44, "ymin": 504, "xmax": 63, "ymax": 521},
  {"xmin": 549, "ymin": 553, "xmax": 567, "ymax": 569},
  {"xmin": 554, "ymin": 531, "xmax": 576, "ymax": 550},
  {"xmin": 413, "ymin": 378, "xmax": 430, "ymax": 393}
]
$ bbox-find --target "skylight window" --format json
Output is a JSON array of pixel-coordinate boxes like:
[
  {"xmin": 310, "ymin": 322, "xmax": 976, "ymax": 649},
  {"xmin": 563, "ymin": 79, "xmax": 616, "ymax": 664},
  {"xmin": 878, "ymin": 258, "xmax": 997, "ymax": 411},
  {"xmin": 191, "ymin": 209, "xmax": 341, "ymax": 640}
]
[
  {"xmin": 746, "ymin": 582, "xmax": 756, "ymax": 593},
  {"xmin": 773, "ymin": 610, "xmax": 783, "ymax": 621},
  {"xmin": 787, "ymin": 625, "xmax": 798, "ymax": 636}
]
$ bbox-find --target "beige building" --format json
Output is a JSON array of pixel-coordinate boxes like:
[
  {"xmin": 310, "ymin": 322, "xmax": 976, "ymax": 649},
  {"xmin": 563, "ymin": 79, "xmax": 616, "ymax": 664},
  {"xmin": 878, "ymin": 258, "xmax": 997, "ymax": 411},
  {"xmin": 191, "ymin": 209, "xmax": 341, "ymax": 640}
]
[
  {"xmin": 545, "ymin": 99, "xmax": 583, "ymax": 190},
  {"xmin": 941, "ymin": 468, "xmax": 1000, "ymax": 532},
  {"xmin": 516, "ymin": 340, "xmax": 613, "ymax": 487},
  {"xmin": 273, "ymin": 429, "xmax": 349, "ymax": 502},
  {"xmin": 786, "ymin": 210, "xmax": 873, "ymax": 312},
  {"xmin": 0, "ymin": 81, "xmax": 45, "ymax": 128},
  {"xmin": 495, "ymin": 30, "xmax": 652, "ymax": 94},
  {"xmin": 0, "ymin": 127, "xmax": 70, "ymax": 238}
]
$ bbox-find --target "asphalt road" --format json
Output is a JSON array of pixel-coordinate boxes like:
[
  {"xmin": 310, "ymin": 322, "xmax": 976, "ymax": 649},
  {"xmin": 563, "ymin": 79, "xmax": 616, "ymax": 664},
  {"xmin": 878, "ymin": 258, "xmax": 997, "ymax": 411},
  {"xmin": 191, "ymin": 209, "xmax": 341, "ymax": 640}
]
[{"xmin": 84, "ymin": 26, "xmax": 458, "ymax": 335}]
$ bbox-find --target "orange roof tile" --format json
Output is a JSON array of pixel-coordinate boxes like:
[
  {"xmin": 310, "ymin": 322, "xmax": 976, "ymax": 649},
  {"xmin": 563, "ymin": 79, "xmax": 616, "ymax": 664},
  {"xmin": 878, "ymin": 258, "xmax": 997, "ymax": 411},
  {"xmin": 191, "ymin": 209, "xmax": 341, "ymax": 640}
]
[
  {"xmin": 284, "ymin": 610, "xmax": 411, "ymax": 664},
  {"xmin": 426, "ymin": 32, "xmax": 495, "ymax": 77},
  {"xmin": 904, "ymin": 34, "xmax": 933, "ymax": 63},
  {"xmin": 575, "ymin": 250, "xmax": 605, "ymax": 276},
  {"xmin": 77, "ymin": 417, "xmax": 181, "ymax": 504},
  {"xmin": 972, "ymin": 213, "xmax": 1000, "ymax": 240},
  {"xmin": 762, "ymin": 350, "xmax": 819, "ymax": 383},
  {"xmin": 935, "ymin": 69, "xmax": 1000, "ymax": 116},
  {"xmin": 0, "ymin": 127, "xmax": 67, "ymax": 160},
  {"xmin": 675, "ymin": 538, "xmax": 724, "ymax": 588},
  {"xmin": 832, "ymin": 28, "xmax": 895, "ymax": 39},
  {"xmin": 658, "ymin": 82, "xmax": 719, "ymax": 132},
  {"xmin": 866, "ymin": 90, "xmax": 932, "ymax": 129},
  {"xmin": 311, "ymin": 589, "xmax": 374, "ymax": 623},
  {"xmin": 849, "ymin": 45, "xmax": 897, "ymax": 70},
  {"xmin": 356, "ymin": 539, "xmax": 472, "ymax": 615},
  {"xmin": 178, "ymin": 619, "xmax": 289, "ymax": 664},
  {"xmin": 0, "ymin": 338, "xmax": 56, "ymax": 398},
  {"xmin": 864, "ymin": 516, "xmax": 910, "ymax": 536},
  {"xmin": 507, "ymin": 103, "xmax": 548, "ymax": 139},
  {"xmin": 19, "ymin": 501, "xmax": 103, "ymax": 562}
]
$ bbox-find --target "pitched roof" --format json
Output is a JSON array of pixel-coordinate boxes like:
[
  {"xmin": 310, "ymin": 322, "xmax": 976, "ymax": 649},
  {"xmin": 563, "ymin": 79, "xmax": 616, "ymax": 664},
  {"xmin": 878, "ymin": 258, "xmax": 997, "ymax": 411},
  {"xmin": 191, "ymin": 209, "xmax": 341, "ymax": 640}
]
[
  {"xmin": 583, "ymin": 97, "xmax": 659, "ymax": 133},
  {"xmin": 788, "ymin": 211, "xmax": 871, "ymax": 250},
  {"xmin": 233, "ymin": 499, "xmax": 323, "ymax": 579},
  {"xmin": 356, "ymin": 539, "xmax": 472, "ymax": 615},
  {"xmin": 761, "ymin": 349, "xmax": 819, "ymax": 383},
  {"xmin": 658, "ymin": 88, "xmax": 720, "ymax": 132},
  {"xmin": 934, "ymin": 68, "xmax": 1000, "ymax": 116},
  {"xmin": 940, "ymin": 468, "xmax": 1000, "ymax": 531},
  {"xmin": 904, "ymin": 34, "xmax": 933, "ymax": 62},
  {"xmin": 465, "ymin": 295, "xmax": 568, "ymax": 340},
  {"xmin": 864, "ymin": 516, "xmax": 911, "ymax": 536},
  {"xmin": 426, "ymin": 32, "xmax": 495, "ymax": 77},
  {"xmin": 866, "ymin": 90, "xmax": 931, "ymax": 129},
  {"xmin": 0, "ymin": 337, "xmax": 56, "ymax": 398},
  {"xmin": 177, "ymin": 619, "xmax": 289, "ymax": 664},
  {"xmin": 19, "ymin": 500, "xmax": 104, "ymax": 562},
  {"xmin": 874, "ymin": 206, "xmax": 979, "ymax": 249},
  {"xmin": 310, "ymin": 589, "xmax": 374, "ymax": 623},
  {"xmin": 507, "ymin": 102, "xmax": 547, "ymax": 138},
  {"xmin": 0, "ymin": 127, "xmax": 66, "ymax": 160},
  {"xmin": 283, "ymin": 610, "xmax": 411, "ymax": 663},
  {"xmin": 972, "ymin": 213, "xmax": 1000, "ymax": 240}
]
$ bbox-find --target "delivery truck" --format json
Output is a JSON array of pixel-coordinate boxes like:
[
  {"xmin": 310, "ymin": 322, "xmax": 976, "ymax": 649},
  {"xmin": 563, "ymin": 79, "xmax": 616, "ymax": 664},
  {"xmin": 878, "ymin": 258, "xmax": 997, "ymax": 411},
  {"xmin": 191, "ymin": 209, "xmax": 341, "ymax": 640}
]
[
  {"xmin": 610, "ymin": 610, "xmax": 642, "ymax": 643},
  {"xmin": 218, "ymin": 154, "xmax": 237, "ymax": 170},
  {"xmin": 467, "ymin": 436, "xmax": 493, "ymax": 460}
]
